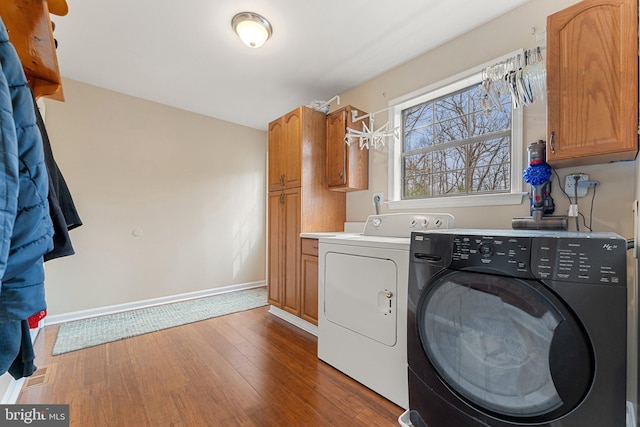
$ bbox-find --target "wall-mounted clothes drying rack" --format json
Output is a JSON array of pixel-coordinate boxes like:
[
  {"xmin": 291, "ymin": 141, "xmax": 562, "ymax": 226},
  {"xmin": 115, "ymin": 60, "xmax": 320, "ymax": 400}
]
[
  {"xmin": 345, "ymin": 106, "xmax": 399, "ymax": 150},
  {"xmin": 309, "ymin": 95, "xmax": 341, "ymax": 113},
  {"xmin": 307, "ymin": 95, "xmax": 399, "ymax": 150}
]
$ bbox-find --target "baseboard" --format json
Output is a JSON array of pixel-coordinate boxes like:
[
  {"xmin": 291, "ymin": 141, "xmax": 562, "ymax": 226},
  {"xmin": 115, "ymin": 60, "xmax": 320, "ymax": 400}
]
[
  {"xmin": 1, "ymin": 327, "xmax": 41, "ymax": 404},
  {"xmin": 1, "ymin": 377, "xmax": 25, "ymax": 405},
  {"xmin": 268, "ymin": 305, "xmax": 318, "ymax": 337},
  {"xmin": 45, "ymin": 281, "xmax": 266, "ymax": 326}
]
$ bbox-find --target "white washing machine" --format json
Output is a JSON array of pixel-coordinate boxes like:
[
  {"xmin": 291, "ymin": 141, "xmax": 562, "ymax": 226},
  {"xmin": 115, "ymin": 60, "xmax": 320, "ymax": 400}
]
[{"xmin": 317, "ymin": 213, "xmax": 454, "ymax": 409}]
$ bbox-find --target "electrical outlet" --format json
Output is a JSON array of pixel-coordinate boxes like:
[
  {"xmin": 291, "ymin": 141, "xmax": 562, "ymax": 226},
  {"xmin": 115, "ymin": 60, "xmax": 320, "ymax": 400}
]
[{"xmin": 564, "ymin": 173, "xmax": 589, "ymax": 198}]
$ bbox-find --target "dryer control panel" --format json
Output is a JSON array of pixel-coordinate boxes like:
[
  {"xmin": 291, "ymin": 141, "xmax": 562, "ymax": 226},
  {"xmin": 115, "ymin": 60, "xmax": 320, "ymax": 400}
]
[{"xmin": 364, "ymin": 213, "xmax": 455, "ymax": 238}]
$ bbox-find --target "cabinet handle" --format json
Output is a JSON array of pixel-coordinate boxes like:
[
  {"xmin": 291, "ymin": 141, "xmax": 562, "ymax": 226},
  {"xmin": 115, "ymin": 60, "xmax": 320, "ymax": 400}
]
[
  {"xmin": 280, "ymin": 174, "xmax": 285, "ymax": 185},
  {"xmin": 549, "ymin": 131, "xmax": 556, "ymax": 154},
  {"xmin": 279, "ymin": 193, "xmax": 284, "ymax": 204},
  {"xmin": 338, "ymin": 172, "xmax": 343, "ymax": 178}
]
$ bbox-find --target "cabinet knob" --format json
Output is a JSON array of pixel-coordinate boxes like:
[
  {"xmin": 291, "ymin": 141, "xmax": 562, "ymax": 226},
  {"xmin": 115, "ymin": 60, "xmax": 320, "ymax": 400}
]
[
  {"xmin": 338, "ymin": 172, "xmax": 343, "ymax": 178},
  {"xmin": 549, "ymin": 131, "xmax": 556, "ymax": 154}
]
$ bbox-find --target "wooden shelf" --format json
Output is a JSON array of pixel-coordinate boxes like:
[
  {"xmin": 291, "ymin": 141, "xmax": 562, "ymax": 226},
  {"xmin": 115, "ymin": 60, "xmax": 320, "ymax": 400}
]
[
  {"xmin": 0, "ymin": 0, "xmax": 66, "ymax": 101},
  {"xmin": 48, "ymin": 0, "xmax": 68, "ymax": 16}
]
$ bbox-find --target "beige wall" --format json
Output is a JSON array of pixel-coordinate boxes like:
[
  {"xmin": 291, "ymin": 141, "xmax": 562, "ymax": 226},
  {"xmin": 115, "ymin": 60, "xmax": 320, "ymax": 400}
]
[
  {"xmin": 42, "ymin": 78, "xmax": 267, "ymax": 316},
  {"xmin": 40, "ymin": 0, "xmax": 637, "ymax": 313},
  {"xmin": 339, "ymin": 0, "xmax": 636, "ymax": 239},
  {"xmin": 3, "ymin": 0, "xmax": 638, "ymax": 404}
]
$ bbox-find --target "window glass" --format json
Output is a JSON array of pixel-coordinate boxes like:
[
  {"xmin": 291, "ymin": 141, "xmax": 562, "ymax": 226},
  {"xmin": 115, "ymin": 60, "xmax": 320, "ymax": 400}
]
[{"xmin": 401, "ymin": 83, "xmax": 512, "ymax": 199}]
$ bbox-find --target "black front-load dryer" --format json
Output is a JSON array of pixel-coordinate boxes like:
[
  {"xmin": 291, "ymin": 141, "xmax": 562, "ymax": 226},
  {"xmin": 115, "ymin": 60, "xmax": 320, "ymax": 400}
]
[{"xmin": 407, "ymin": 230, "xmax": 627, "ymax": 427}]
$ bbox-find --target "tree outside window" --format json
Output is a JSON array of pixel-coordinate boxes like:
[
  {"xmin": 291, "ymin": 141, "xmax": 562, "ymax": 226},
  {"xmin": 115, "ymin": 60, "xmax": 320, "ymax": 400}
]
[{"xmin": 401, "ymin": 84, "xmax": 512, "ymax": 199}]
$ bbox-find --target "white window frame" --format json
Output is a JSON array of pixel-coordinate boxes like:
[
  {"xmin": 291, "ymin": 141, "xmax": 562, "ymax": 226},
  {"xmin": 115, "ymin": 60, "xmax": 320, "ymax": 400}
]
[{"xmin": 387, "ymin": 50, "xmax": 526, "ymax": 210}]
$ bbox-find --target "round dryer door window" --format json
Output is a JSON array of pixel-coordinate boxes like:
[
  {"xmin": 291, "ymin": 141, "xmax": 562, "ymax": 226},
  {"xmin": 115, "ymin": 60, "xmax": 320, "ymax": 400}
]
[{"xmin": 417, "ymin": 270, "xmax": 594, "ymax": 422}]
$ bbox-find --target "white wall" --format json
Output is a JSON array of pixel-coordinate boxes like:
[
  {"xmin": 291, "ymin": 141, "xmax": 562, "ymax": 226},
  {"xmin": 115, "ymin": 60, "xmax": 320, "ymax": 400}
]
[{"xmin": 41, "ymin": 78, "xmax": 267, "ymax": 316}]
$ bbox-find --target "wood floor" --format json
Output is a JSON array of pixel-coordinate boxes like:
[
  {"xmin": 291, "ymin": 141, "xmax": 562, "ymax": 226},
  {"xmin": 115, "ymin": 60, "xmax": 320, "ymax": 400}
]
[{"xmin": 17, "ymin": 306, "xmax": 403, "ymax": 426}]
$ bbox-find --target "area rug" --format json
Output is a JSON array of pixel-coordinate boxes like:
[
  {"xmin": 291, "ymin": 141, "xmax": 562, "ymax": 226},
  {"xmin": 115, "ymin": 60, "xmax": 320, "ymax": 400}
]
[{"xmin": 51, "ymin": 286, "xmax": 268, "ymax": 355}]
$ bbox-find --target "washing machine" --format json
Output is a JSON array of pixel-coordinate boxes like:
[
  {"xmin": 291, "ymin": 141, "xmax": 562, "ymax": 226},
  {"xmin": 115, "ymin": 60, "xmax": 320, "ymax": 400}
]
[
  {"xmin": 406, "ymin": 229, "xmax": 627, "ymax": 427},
  {"xmin": 318, "ymin": 213, "xmax": 455, "ymax": 409}
]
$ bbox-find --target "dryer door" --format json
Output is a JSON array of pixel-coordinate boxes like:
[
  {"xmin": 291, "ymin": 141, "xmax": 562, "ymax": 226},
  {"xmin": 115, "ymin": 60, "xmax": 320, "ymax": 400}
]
[
  {"xmin": 417, "ymin": 269, "xmax": 593, "ymax": 423},
  {"xmin": 324, "ymin": 252, "xmax": 397, "ymax": 346}
]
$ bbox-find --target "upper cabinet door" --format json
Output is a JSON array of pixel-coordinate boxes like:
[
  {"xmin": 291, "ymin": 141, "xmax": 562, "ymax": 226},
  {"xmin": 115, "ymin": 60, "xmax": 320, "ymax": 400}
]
[
  {"xmin": 326, "ymin": 108, "xmax": 348, "ymax": 188},
  {"xmin": 268, "ymin": 118, "xmax": 286, "ymax": 191},
  {"xmin": 268, "ymin": 107, "xmax": 303, "ymax": 191},
  {"xmin": 326, "ymin": 105, "xmax": 369, "ymax": 191},
  {"xmin": 283, "ymin": 108, "xmax": 302, "ymax": 189},
  {"xmin": 546, "ymin": 0, "xmax": 638, "ymax": 168}
]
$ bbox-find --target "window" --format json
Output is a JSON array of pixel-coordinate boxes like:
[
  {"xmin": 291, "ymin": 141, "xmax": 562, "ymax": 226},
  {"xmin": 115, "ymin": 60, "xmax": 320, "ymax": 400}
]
[
  {"xmin": 388, "ymin": 52, "xmax": 524, "ymax": 209},
  {"xmin": 403, "ymin": 84, "xmax": 512, "ymax": 198}
]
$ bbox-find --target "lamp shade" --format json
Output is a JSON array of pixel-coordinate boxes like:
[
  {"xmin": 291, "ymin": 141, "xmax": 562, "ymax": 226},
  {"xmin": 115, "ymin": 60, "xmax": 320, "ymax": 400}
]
[{"xmin": 232, "ymin": 12, "xmax": 272, "ymax": 48}]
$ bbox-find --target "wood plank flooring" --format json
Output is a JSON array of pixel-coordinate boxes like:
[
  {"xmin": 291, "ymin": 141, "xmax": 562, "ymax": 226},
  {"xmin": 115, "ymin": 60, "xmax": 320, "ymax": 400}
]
[{"xmin": 17, "ymin": 306, "xmax": 403, "ymax": 426}]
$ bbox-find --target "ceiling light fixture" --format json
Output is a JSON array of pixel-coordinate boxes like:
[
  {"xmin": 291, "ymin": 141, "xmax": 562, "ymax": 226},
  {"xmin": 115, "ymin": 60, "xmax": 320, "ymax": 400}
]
[{"xmin": 231, "ymin": 12, "xmax": 272, "ymax": 49}]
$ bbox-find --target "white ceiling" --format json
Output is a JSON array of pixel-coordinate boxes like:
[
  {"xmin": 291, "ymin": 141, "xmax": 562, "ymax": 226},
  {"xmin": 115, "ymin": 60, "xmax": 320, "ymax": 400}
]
[{"xmin": 52, "ymin": 0, "xmax": 529, "ymax": 131}]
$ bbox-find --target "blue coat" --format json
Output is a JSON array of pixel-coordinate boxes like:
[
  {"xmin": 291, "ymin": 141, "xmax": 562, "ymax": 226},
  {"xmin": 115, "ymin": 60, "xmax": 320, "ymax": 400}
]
[{"xmin": 0, "ymin": 18, "xmax": 54, "ymax": 322}]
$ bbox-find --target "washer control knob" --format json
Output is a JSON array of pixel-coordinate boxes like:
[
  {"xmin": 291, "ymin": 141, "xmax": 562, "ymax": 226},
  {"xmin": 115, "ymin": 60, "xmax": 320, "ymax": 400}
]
[
  {"xmin": 478, "ymin": 241, "xmax": 494, "ymax": 257},
  {"xmin": 410, "ymin": 218, "xmax": 418, "ymax": 228},
  {"xmin": 371, "ymin": 217, "xmax": 382, "ymax": 227}
]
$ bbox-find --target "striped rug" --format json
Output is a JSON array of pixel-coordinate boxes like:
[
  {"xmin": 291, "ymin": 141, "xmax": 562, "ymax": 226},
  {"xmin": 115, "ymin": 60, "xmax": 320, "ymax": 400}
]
[{"xmin": 51, "ymin": 286, "xmax": 267, "ymax": 355}]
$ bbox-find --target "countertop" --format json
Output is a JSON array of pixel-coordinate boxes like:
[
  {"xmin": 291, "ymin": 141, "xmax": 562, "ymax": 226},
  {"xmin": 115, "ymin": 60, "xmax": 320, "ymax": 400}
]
[
  {"xmin": 299, "ymin": 232, "xmax": 345, "ymax": 239},
  {"xmin": 300, "ymin": 222, "xmax": 366, "ymax": 239}
]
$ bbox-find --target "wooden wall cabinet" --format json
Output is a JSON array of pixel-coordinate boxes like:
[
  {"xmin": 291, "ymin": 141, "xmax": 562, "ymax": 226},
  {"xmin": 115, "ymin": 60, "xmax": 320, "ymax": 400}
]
[
  {"xmin": 0, "ymin": 0, "xmax": 67, "ymax": 100},
  {"xmin": 267, "ymin": 106, "xmax": 346, "ymax": 321},
  {"xmin": 326, "ymin": 105, "xmax": 369, "ymax": 191},
  {"xmin": 300, "ymin": 238, "xmax": 319, "ymax": 325},
  {"xmin": 546, "ymin": 0, "xmax": 638, "ymax": 168}
]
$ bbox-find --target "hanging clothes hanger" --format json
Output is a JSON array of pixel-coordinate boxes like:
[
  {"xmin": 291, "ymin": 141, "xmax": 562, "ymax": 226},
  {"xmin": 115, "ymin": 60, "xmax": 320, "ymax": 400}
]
[{"xmin": 480, "ymin": 47, "xmax": 545, "ymax": 112}]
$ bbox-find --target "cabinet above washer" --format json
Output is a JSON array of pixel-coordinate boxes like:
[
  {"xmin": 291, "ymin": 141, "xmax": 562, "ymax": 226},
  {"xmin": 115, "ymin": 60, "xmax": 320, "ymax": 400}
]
[{"xmin": 546, "ymin": 0, "xmax": 638, "ymax": 167}]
